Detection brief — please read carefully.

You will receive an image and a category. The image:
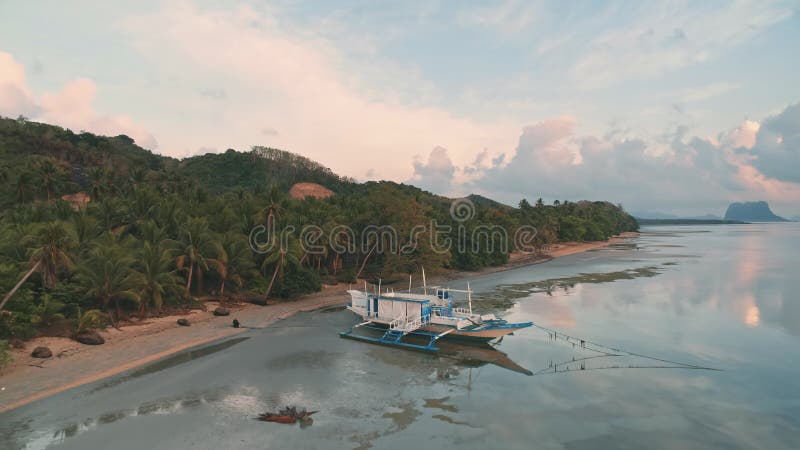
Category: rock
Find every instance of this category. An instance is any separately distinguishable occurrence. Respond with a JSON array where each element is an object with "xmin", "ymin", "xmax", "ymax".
[
  {"xmin": 232, "ymin": 319, "xmax": 240, "ymax": 328},
  {"xmin": 213, "ymin": 307, "xmax": 230, "ymax": 316},
  {"xmin": 9, "ymin": 338, "xmax": 25, "ymax": 349},
  {"xmin": 248, "ymin": 298, "xmax": 268, "ymax": 306},
  {"xmin": 31, "ymin": 346, "xmax": 53, "ymax": 358},
  {"xmin": 75, "ymin": 331, "xmax": 105, "ymax": 345},
  {"xmin": 176, "ymin": 318, "xmax": 190, "ymax": 326}
]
